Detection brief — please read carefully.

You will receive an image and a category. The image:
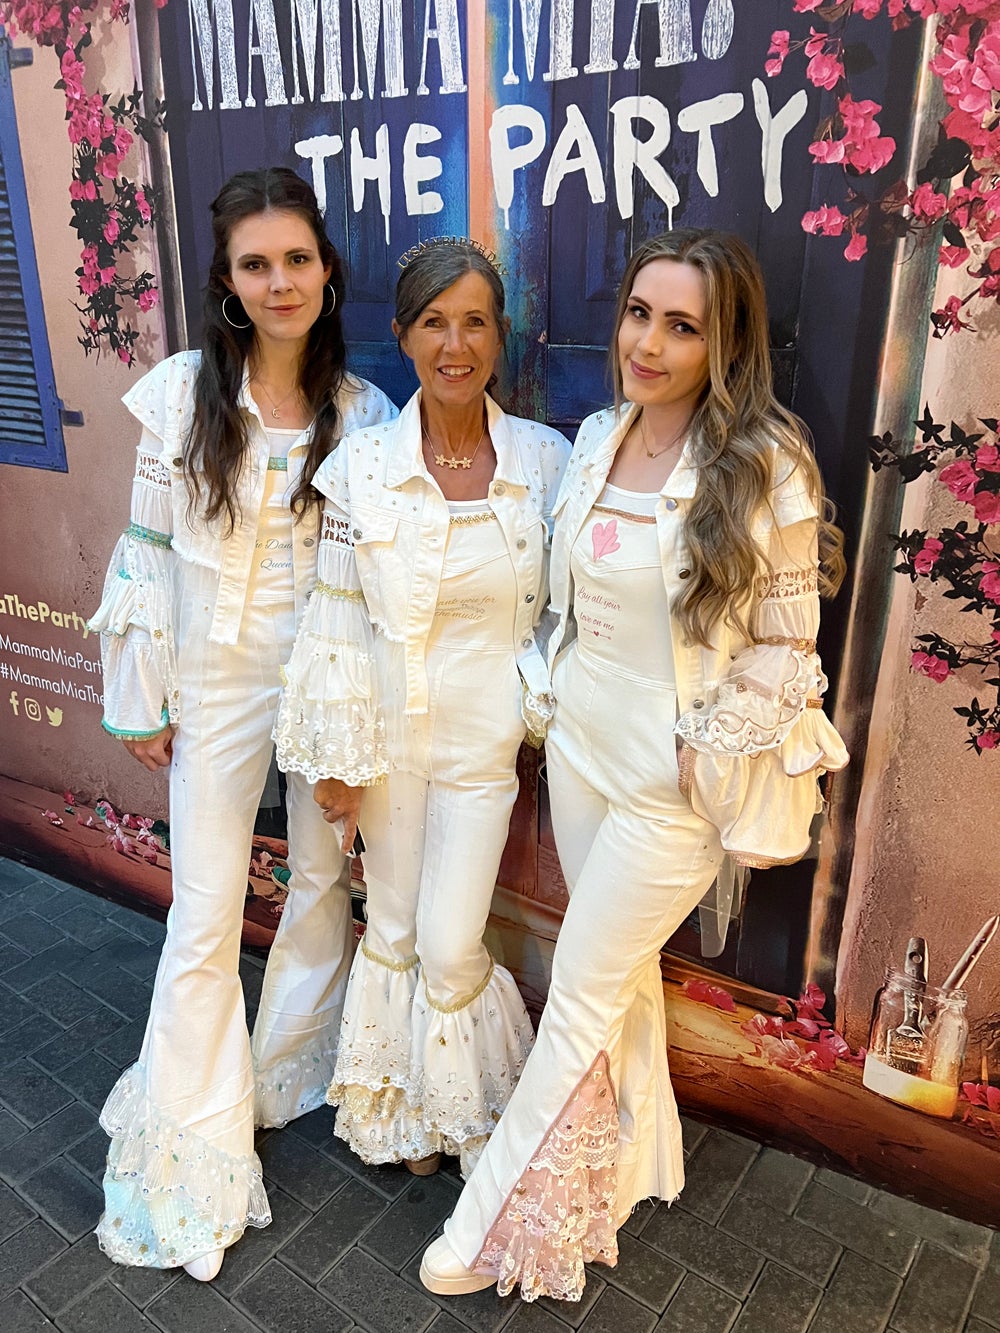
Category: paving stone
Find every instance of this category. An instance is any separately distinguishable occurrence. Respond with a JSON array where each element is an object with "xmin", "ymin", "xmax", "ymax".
[
  {"xmin": 23, "ymin": 1235, "xmax": 109, "ymax": 1315},
  {"xmin": 679, "ymin": 1115, "xmax": 708, "ymax": 1159},
  {"xmin": 3, "ymin": 943, "xmax": 85, "ymax": 996},
  {"xmin": 739, "ymin": 1149, "xmax": 814, "ymax": 1215},
  {"xmin": 18, "ymin": 1157, "xmax": 105, "ymax": 1242},
  {"xmin": 718, "ymin": 1191, "xmax": 841, "ymax": 1286},
  {"xmin": 655, "ymin": 1273, "xmax": 740, "ymax": 1333},
  {"xmin": 31, "ymin": 1008, "xmax": 126, "ymax": 1075},
  {"xmin": 891, "ymin": 1242, "xmax": 979, "ymax": 1333},
  {"xmin": 70, "ymin": 965, "xmax": 152, "ymax": 1023},
  {"xmin": 0, "ymin": 861, "xmax": 41, "ymax": 893},
  {"xmin": 60, "ymin": 1282, "xmax": 161, "ymax": 1331},
  {"xmin": 234, "ymin": 1257, "xmax": 353, "ymax": 1333},
  {"xmin": 537, "ymin": 1274, "xmax": 608, "ymax": 1329},
  {"xmin": 730, "ymin": 1262, "xmax": 821, "ymax": 1333},
  {"xmin": 52, "ymin": 1052, "xmax": 120, "ymax": 1113},
  {"xmin": 601, "ymin": 1233, "xmax": 684, "ymax": 1312},
  {"xmin": 213, "ymin": 1184, "xmax": 310, "ymax": 1297},
  {"xmin": 0, "ymin": 1107, "xmax": 27, "ymax": 1150},
  {"xmin": 0, "ymin": 1289, "xmax": 57, "ymax": 1331},
  {"xmin": 0, "ymin": 1218, "xmax": 66, "ymax": 1296},
  {"xmin": 23, "ymin": 977, "xmax": 102, "ymax": 1030},
  {"xmin": 621, "ymin": 1199, "xmax": 658, "ymax": 1239},
  {"xmin": 0, "ymin": 915, "xmax": 67, "ymax": 958},
  {"xmin": 969, "ymin": 1319, "xmax": 998, "ymax": 1333},
  {"xmin": 0, "ymin": 1014, "xmax": 63, "ymax": 1067},
  {"xmin": 318, "ymin": 1125, "xmax": 413, "ymax": 1199},
  {"xmin": 641, "ymin": 1205, "xmax": 764, "ymax": 1300},
  {"xmin": 0, "ymin": 1103, "xmax": 94, "ymax": 1183},
  {"xmin": 432, "ymin": 1312, "xmax": 501, "ymax": 1333},
  {"xmin": 868, "ymin": 1193, "xmax": 993, "ymax": 1266},
  {"xmin": 103, "ymin": 936, "xmax": 162, "ymax": 982},
  {"xmin": 318, "ymin": 1246, "xmax": 437, "ymax": 1331},
  {"xmin": 0, "ymin": 1177, "xmax": 36, "ymax": 1242},
  {"xmin": 0, "ymin": 1061, "xmax": 73, "ymax": 1127},
  {"xmin": 95, "ymin": 1017, "xmax": 145, "ymax": 1070},
  {"xmin": 0, "ymin": 878, "xmax": 71, "ymax": 916},
  {"xmin": 54, "ymin": 905, "xmax": 128, "ymax": 952},
  {"xmin": 0, "ymin": 941, "xmax": 30, "ymax": 979},
  {"xmin": 109, "ymin": 909, "xmax": 165, "ymax": 947},
  {"xmin": 807, "ymin": 1250, "xmax": 903, "ymax": 1333},
  {"xmin": 576, "ymin": 1283, "xmax": 658, "ymax": 1332},
  {"xmin": 815, "ymin": 1168, "xmax": 873, "ymax": 1206},
  {"xmin": 362, "ymin": 1175, "xmax": 458, "ymax": 1271},
  {"xmin": 279, "ymin": 1177, "xmax": 385, "ymax": 1283},
  {"xmin": 794, "ymin": 1182, "xmax": 920, "ymax": 1274},
  {"xmin": 61, "ymin": 1130, "xmax": 107, "ymax": 1188},
  {"xmin": 678, "ymin": 1131, "xmax": 759, "ymax": 1225},
  {"xmin": 0, "ymin": 986, "xmax": 42, "ymax": 1036},
  {"xmin": 148, "ymin": 1277, "xmax": 261, "ymax": 1333},
  {"xmin": 106, "ymin": 1261, "xmax": 182, "ymax": 1308},
  {"xmin": 256, "ymin": 1129, "xmax": 349, "ymax": 1211},
  {"xmin": 283, "ymin": 1105, "xmax": 333, "ymax": 1148},
  {"xmin": 506, "ymin": 1304, "xmax": 575, "ymax": 1331},
  {"xmin": 969, "ymin": 1253, "xmax": 1000, "ymax": 1327}
]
